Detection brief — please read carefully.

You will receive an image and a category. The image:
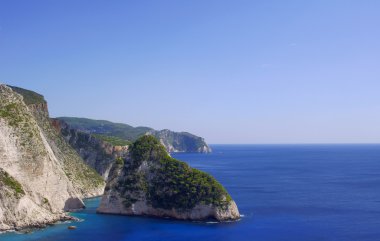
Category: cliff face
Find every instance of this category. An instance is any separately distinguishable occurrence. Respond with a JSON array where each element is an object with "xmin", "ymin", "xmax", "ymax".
[
  {"xmin": 52, "ymin": 119, "xmax": 128, "ymax": 180},
  {"xmin": 149, "ymin": 129, "xmax": 212, "ymax": 153},
  {"xmin": 0, "ymin": 85, "xmax": 104, "ymax": 231},
  {"xmin": 57, "ymin": 117, "xmax": 212, "ymax": 153},
  {"xmin": 10, "ymin": 86, "xmax": 105, "ymax": 198},
  {"xmin": 97, "ymin": 136, "xmax": 239, "ymax": 221}
]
